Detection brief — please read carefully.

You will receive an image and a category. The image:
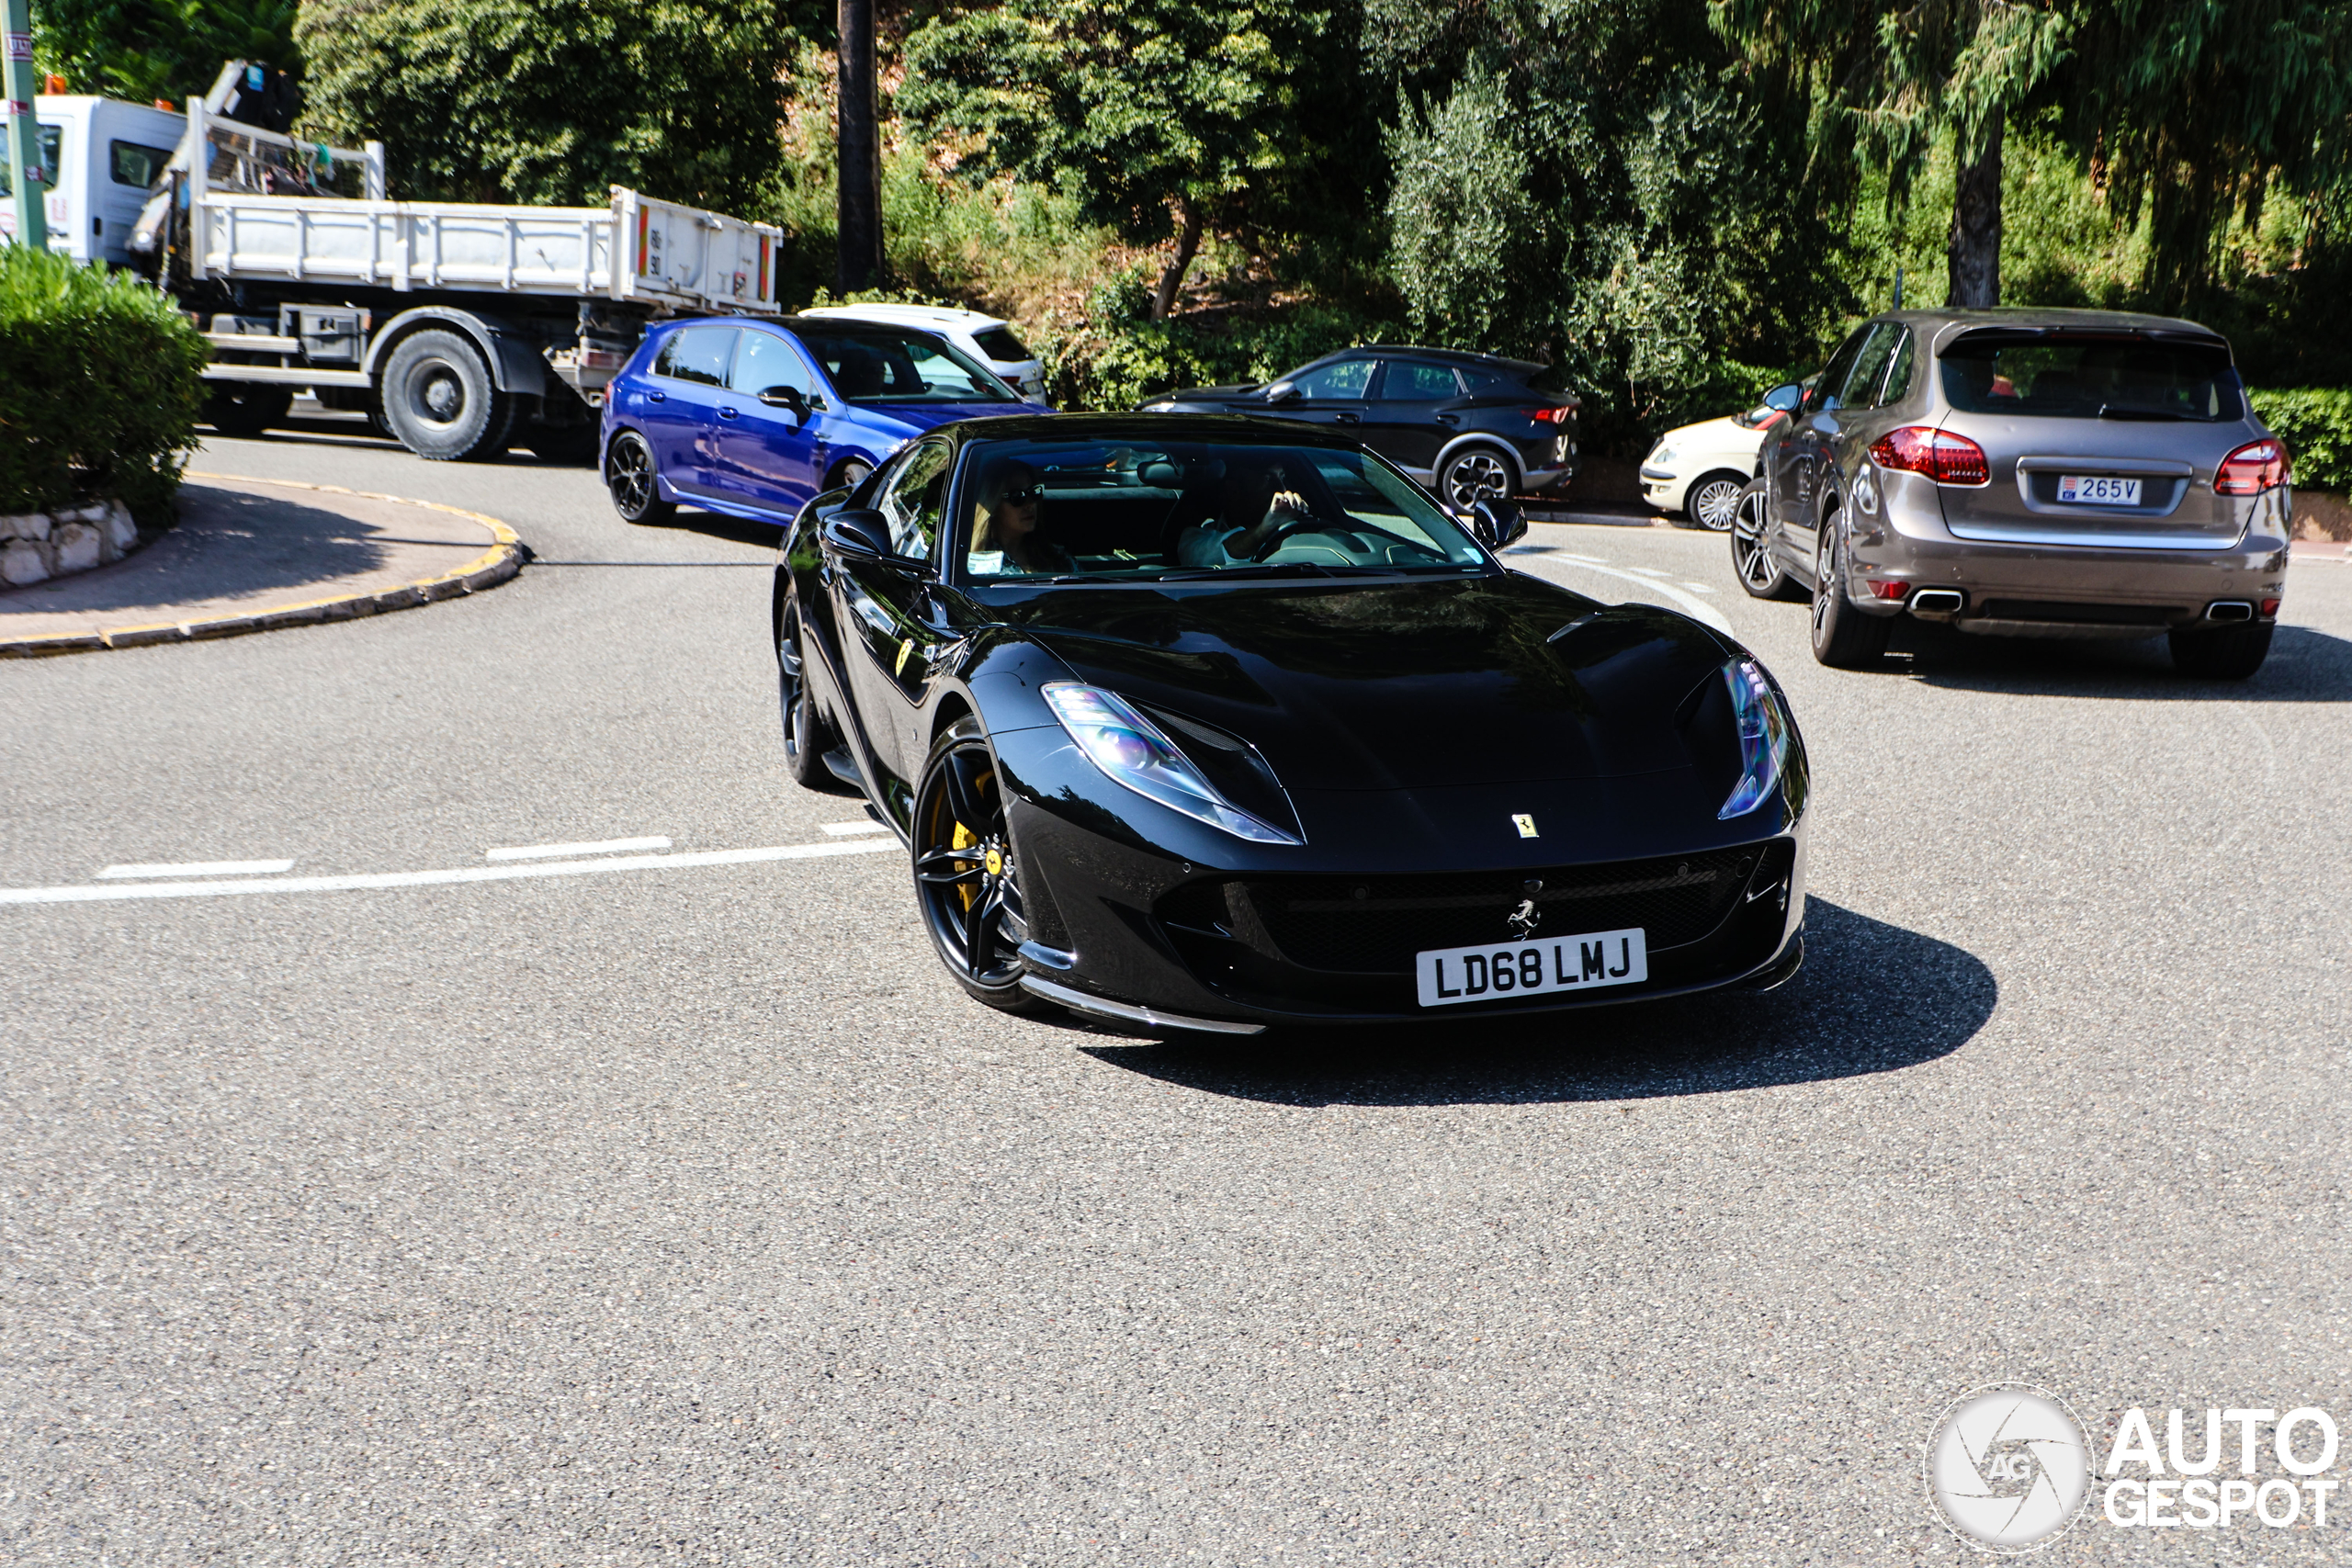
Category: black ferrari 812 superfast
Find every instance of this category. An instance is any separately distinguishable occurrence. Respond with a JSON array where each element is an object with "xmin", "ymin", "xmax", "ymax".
[{"xmin": 773, "ymin": 415, "xmax": 1807, "ymax": 1034}]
